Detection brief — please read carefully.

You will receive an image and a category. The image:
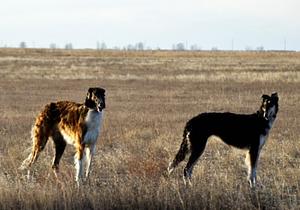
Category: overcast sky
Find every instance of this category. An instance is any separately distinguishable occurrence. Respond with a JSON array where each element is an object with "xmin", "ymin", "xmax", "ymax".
[{"xmin": 1, "ymin": 0, "xmax": 299, "ymax": 50}]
